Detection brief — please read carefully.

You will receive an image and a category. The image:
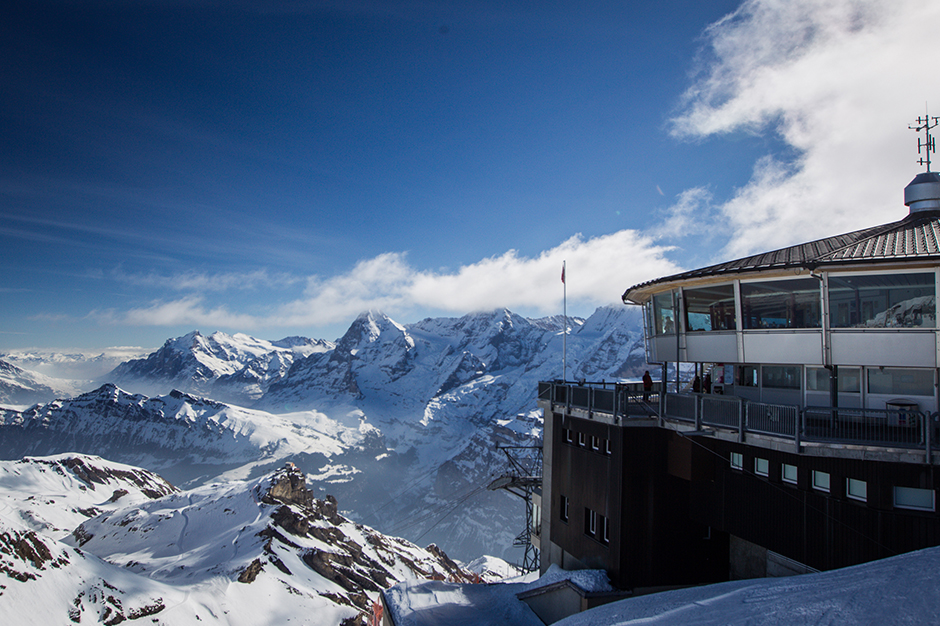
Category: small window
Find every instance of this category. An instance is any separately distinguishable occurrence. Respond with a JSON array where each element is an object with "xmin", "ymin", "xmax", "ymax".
[
  {"xmin": 591, "ymin": 435, "xmax": 599, "ymax": 451},
  {"xmin": 894, "ymin": 486, "xmax": 936, "ymax": 511},
  {"xmin": 755, "ymin": 458, "xmax": 769, "ymax": 477},
  {"xmin": 560, "ymin": 495, "xmax": 569, "ymax": 522},
  {"xmin": 601, "ymin": 515, "xmax": 610, "ymax": 544},
  {"xmin": 604, "ymin": 438, "xmax": 611, "ymax": 455},
  {"xmin": 812, "ymin": 470, "xmax": 830, "ymax": 492},
  {"xmin": 564, "ymin": 428, "xmax": 573, "ymax": 444},
  {"xmin": 847, "ymin": 478, "xmax": 868, "ymax": 502},
  {"xmin": 730, "ymin": 452, "xmax": 743, "ymax": 470},
  {"xmin": 782, "ymin": 464, "xmax": 798, "ymax": 485},
  {"xmin": 584, "ymin": 508, "xmax": 597, "ymax": 536},
  {"xmin": 578, "ymin": 432, "xmax": 586, "ymax": 447}
]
